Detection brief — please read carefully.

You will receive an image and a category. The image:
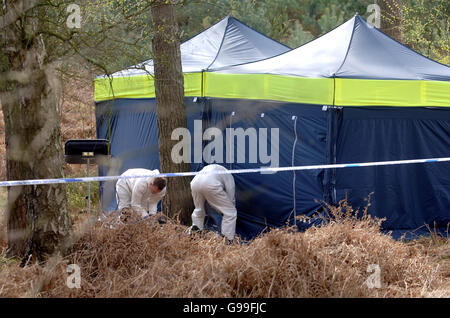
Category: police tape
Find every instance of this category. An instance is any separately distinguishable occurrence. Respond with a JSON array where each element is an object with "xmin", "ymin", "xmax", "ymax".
[{"xmin": 0, "ymin": 157, "xmax": 449, "ymax": 187}]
